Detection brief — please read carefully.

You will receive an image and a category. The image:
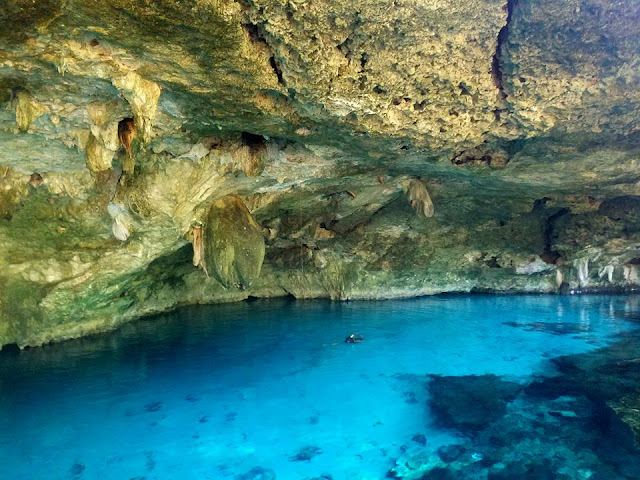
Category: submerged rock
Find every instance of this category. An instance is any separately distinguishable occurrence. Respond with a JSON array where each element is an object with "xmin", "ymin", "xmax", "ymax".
[
  {"xmin": 235, "ymin": 466, "xmax": 276, "ymax": 480},
  {"xmin": 409, "ymin": 334, "xmax": 640, "ymax": 480},
  {"xmin": 411, "ymin": 433, "xmax": 427, "ymax": 446},
  {"xmin": 143, "ymin": 401, "xmax": 162, "ymax": 412},
  {"xmin": 428, "ymin": 375, "xmax": 522, "ymax": 434},
  {"xmin": 437, "ymin": 444, "xmax": 466, "ymax": 463},
  {"xmin": 289, "ymin": 445, "xmax": 322, "ymax": 462},
  {"xmin": 503, "ymin": 321, "xmax": 591, "ymax": 335},
  {"xmin": 611, "ymin": 394, "xmax": 640, "ymax": 446},
  {"xmin": 487, "ymin": 460, "xmax": 556, "ymax": 480},
  {"xmin": 420, "ymin": 467, "xmax": 462, "ymax": 480},
  {"xmin": 70, "ymin": 462, "xmax": 85, "ymax": 476},
  {"xmin": 388, "ymin": 450, "xmax": 446, "ymax": 479}
]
